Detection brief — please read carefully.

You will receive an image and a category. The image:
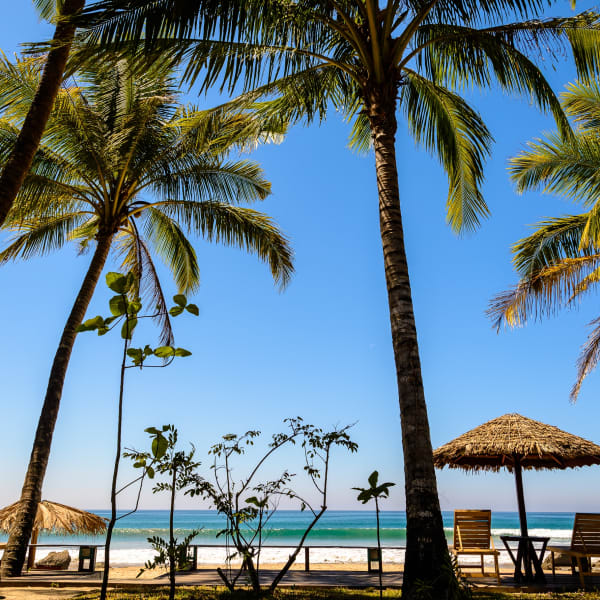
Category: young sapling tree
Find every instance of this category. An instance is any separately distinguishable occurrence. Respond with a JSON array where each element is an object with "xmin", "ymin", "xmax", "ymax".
[
  {"xmin": 353, "ymin": 471, "xmax": 395, "ymax": 599},
  {"xmin": 133, "ymin": 425, "xmax": 202, "ymax": 600},
  {"xmin": 76, "ymin": 271, "xmax": 197, "ymax": 600},
  {"xmin": 192, "ymin": 417, "xmax": 357, "ymax": 595}
]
